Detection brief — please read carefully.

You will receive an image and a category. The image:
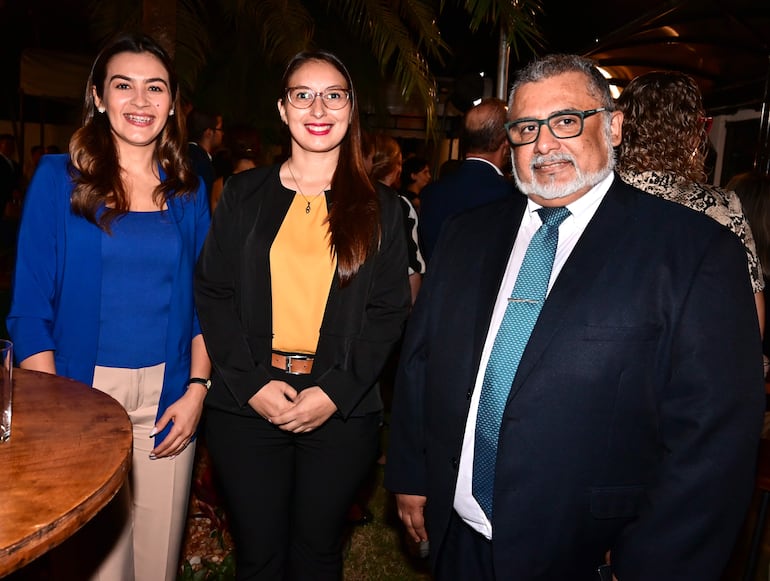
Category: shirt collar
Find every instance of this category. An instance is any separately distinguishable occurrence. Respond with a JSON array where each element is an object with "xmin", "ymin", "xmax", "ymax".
[
  {"xmin": 465, "ymin": 156, "xmax": 504, "ymax": 176},
  {"xmin": 525, "ymin": 171, "xmax": 614, "ymax": 221}
]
